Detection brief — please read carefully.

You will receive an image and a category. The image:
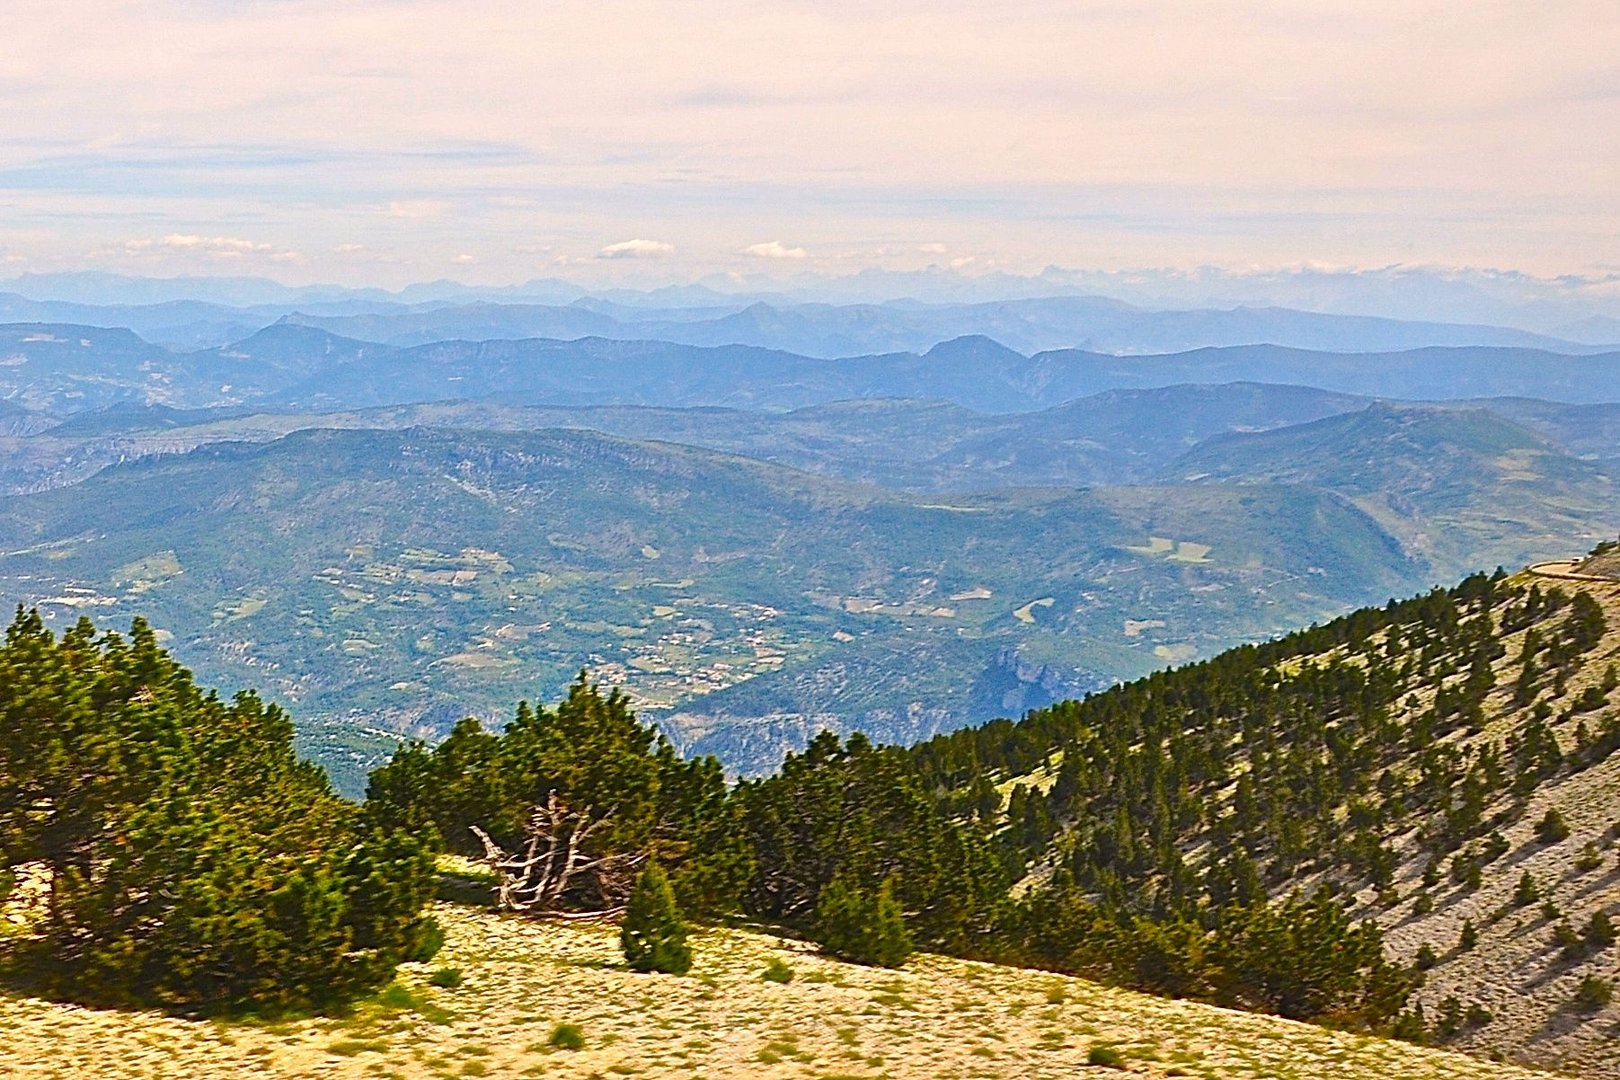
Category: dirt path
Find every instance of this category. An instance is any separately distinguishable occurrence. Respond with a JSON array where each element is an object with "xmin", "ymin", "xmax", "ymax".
[{"xmin": 1527, "ymin": 559, "xmax": 1619, "ymax": 583}]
